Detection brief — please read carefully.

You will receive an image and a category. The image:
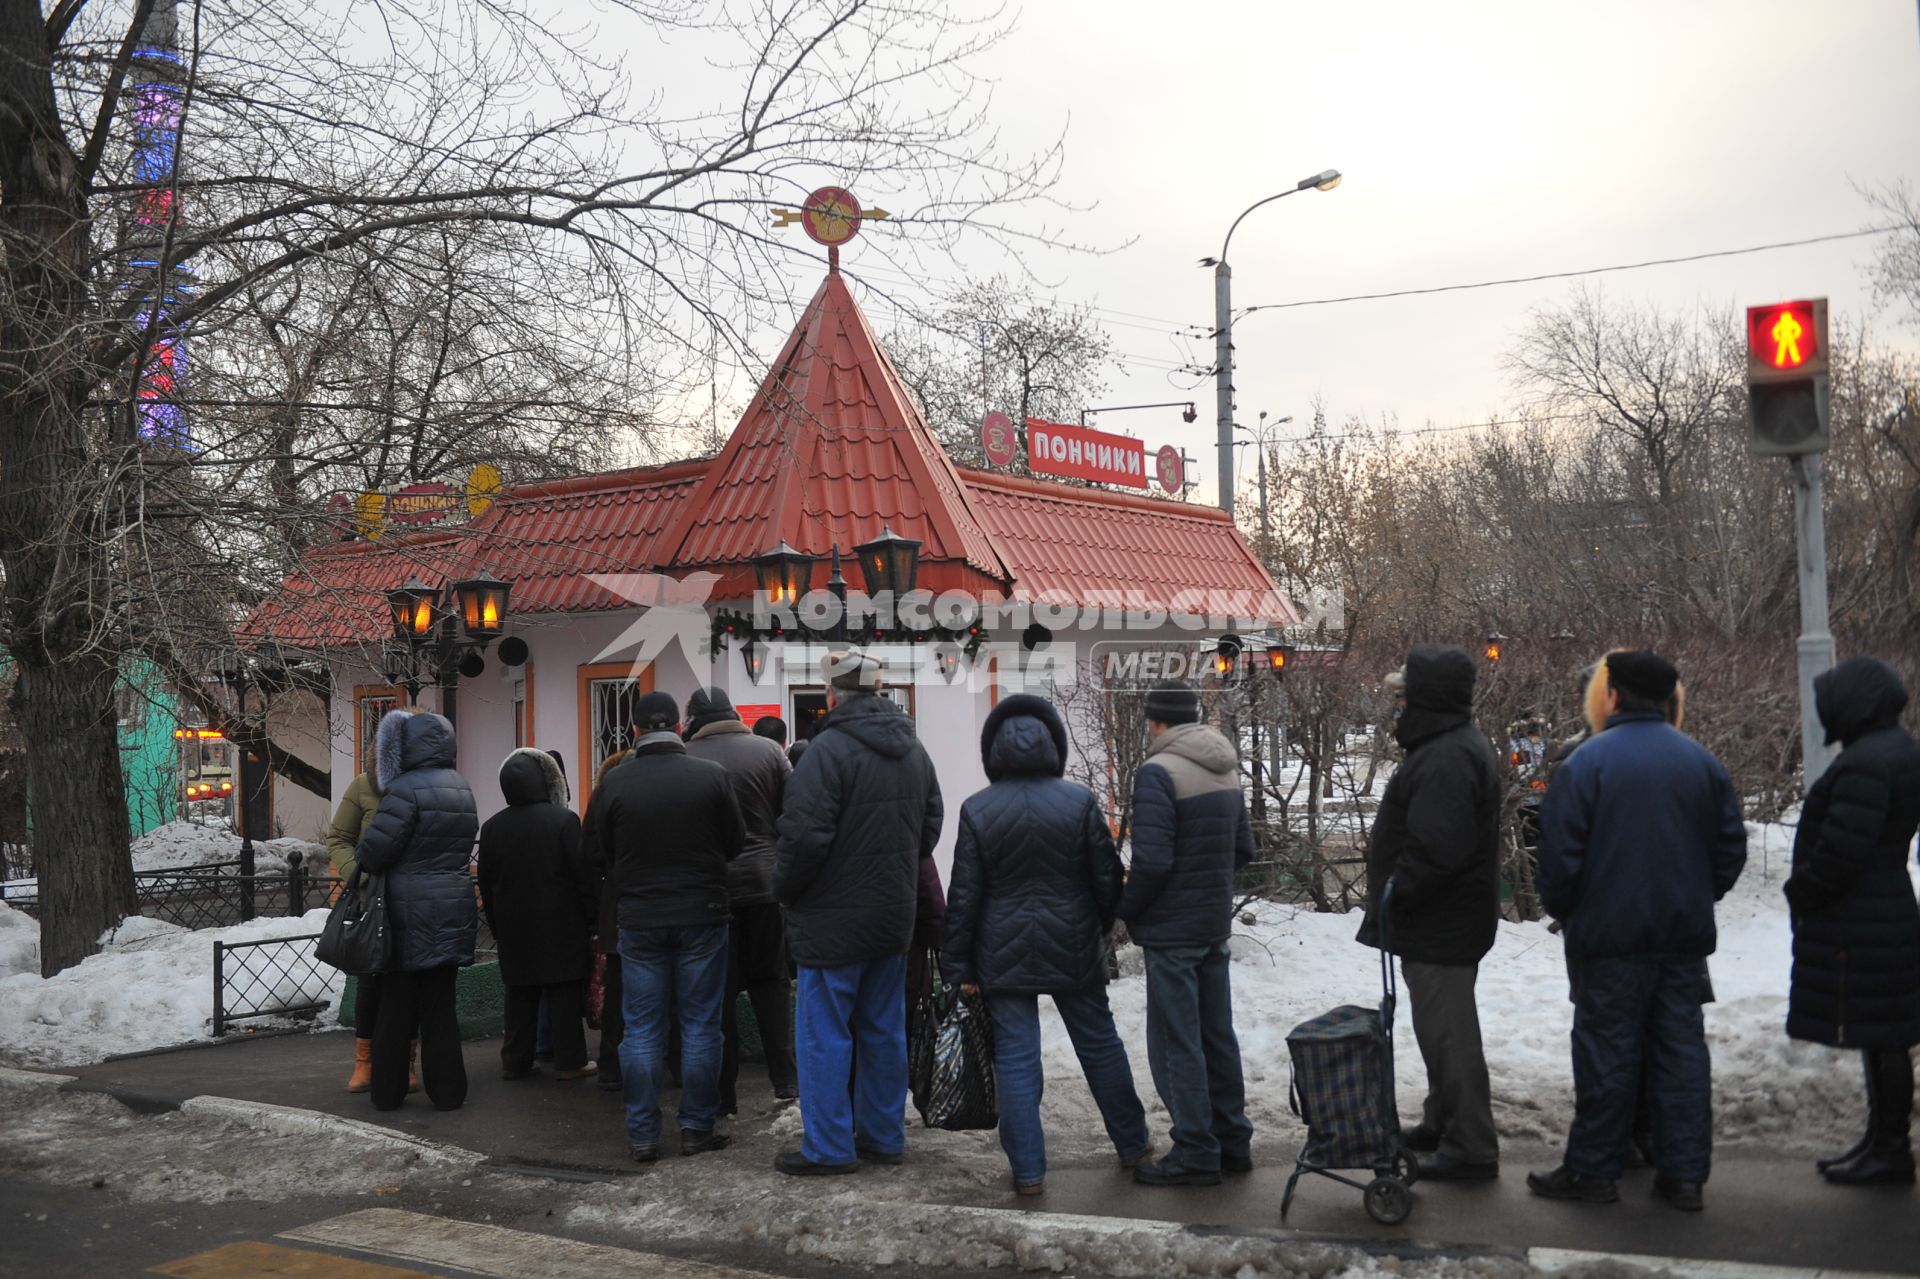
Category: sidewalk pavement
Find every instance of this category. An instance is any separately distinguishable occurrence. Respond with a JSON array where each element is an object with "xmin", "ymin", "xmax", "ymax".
[{"xmin": 63, "ymin": 1028, "xmax": 1920, "ymax": 1276}]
